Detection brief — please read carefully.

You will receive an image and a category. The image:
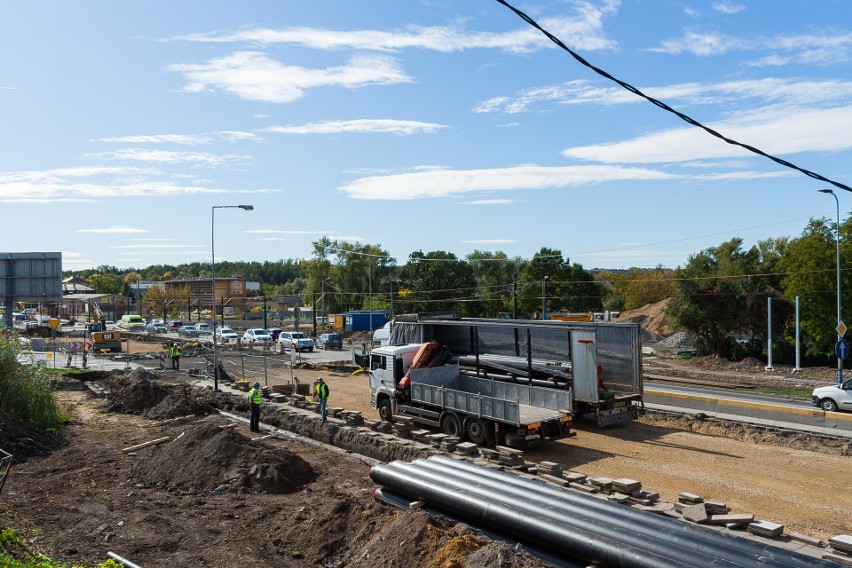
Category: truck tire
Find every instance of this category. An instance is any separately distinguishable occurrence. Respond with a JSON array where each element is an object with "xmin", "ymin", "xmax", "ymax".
[
  {"xmin": 378, "ymin": 399, "xmax": 394, "ymax": 423},
  {"xmin": 440, "ymin": 413, "xmax": 462, "ymax": 438},
  {"xmin": 465, "ymin": 417, "xmax": 488, "ymax": 445}
]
